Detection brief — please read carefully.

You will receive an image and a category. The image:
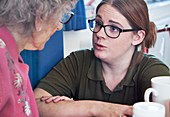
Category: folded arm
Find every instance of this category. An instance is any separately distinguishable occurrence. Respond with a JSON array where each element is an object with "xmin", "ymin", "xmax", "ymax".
[{"xmin": 34, "ymin": 88, "xmax": 132, "ymax": 117}]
